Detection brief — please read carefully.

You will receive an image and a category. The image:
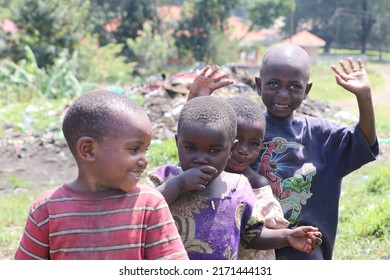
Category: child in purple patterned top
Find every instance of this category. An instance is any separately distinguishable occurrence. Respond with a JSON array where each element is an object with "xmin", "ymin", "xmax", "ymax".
[{"xmin": 148, "ymin": 96, "xmax": 322, "ymax": 260}]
